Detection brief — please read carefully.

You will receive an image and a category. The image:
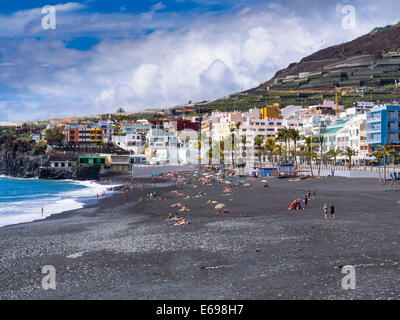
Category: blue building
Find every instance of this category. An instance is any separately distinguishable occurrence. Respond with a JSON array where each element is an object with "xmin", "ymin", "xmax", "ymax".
[{"xmin": 366, "ymin": 105, "xmax": 400, "ymax": 149}]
